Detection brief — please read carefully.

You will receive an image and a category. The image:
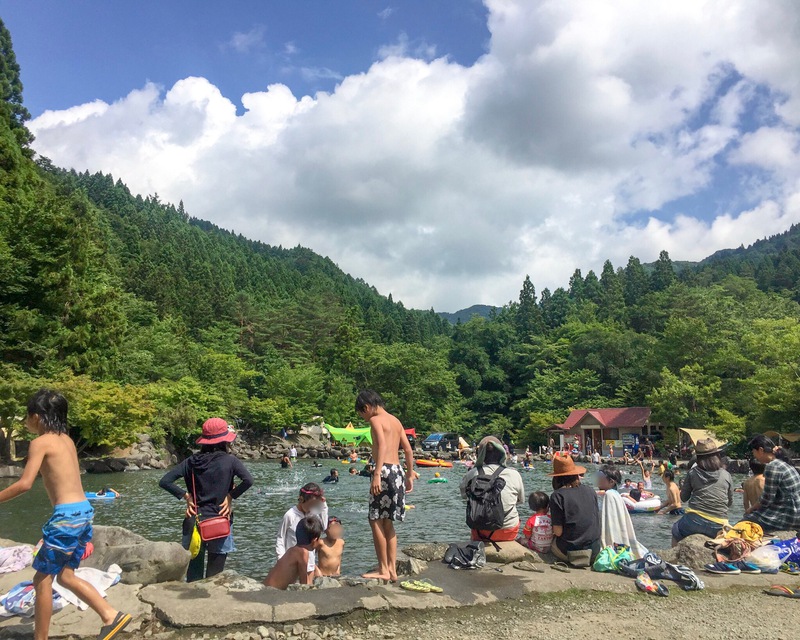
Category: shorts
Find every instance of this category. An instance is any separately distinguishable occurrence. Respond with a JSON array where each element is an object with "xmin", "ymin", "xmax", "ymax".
[
  {"xmin": 32, "ymin": 501, "xmax": 94, "ymax": 575},
  {"xmin": 671, "ymin": 512, "xmax": 723, "ymax": 542},
  {"xmin": 472, "ymin": 524, "xmax": 519, "ymax": 542},
  {"xmin": 368, "ymin": 464, "xmax": 405, "ymax": 521}
]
